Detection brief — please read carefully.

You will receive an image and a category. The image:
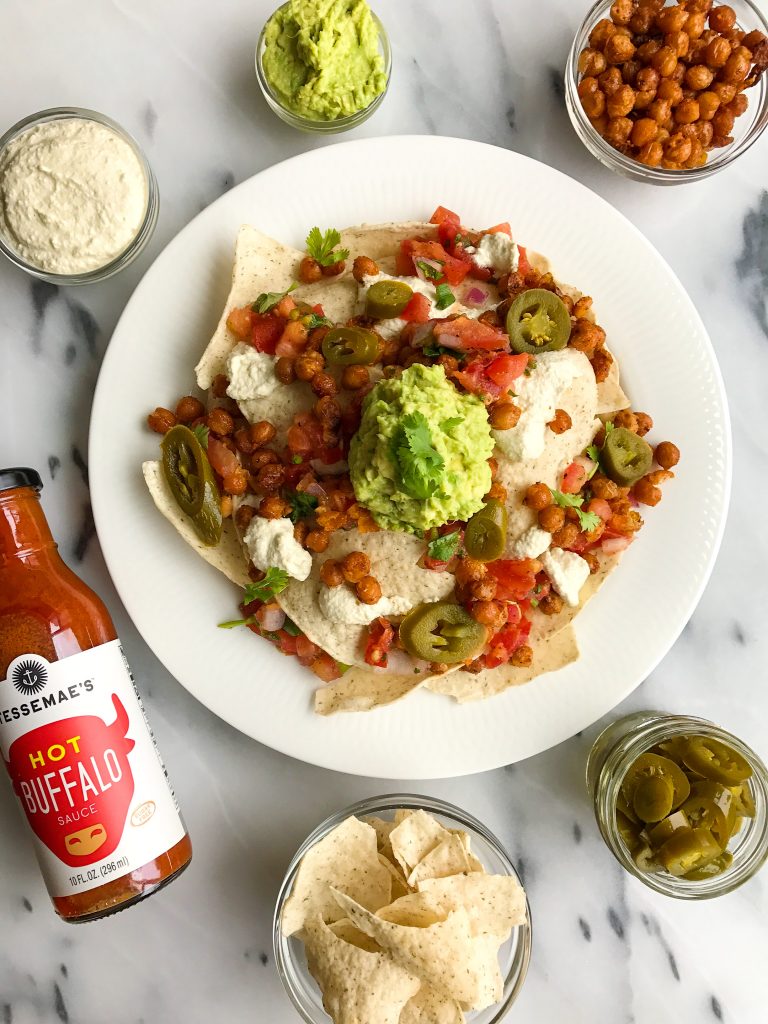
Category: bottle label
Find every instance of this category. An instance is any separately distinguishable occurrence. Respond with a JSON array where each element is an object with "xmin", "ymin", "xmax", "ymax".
[{"xmin": 0, "ymin": 640, "xmax": 185, "ymax": 898}]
